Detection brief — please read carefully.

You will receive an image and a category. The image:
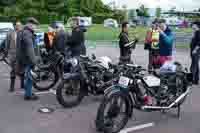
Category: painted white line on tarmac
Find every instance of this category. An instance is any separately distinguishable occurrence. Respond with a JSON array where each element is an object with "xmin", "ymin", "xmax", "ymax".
[
  {"xmin": 15, "ymin": 90, "xmax": 52, "ymax": 95},
  {"xmin": 34, "ymin": 91, "xmax": 53, "ymax": 95},
  {"xmin": 49, "ymin": 89, "xmax": 56, "ymax": 95},
  {"xmin": 119, "ymin": 122, "xmax": 155, "ymax": 133}
]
